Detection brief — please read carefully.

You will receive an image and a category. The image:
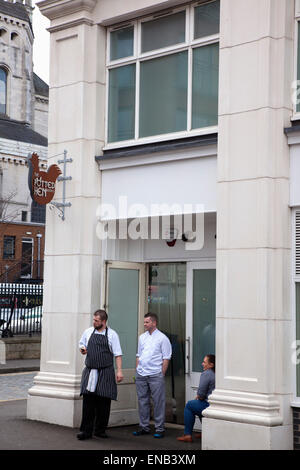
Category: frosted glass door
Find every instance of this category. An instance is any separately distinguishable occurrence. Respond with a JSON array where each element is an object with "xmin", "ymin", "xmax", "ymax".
[
  {"xmin": 186, "ymin": 261, "xmax": 216, "ymax": 429},
  {"xmin": 107, "ymin": 267, "xmax": 139, "ymax": 369},
  {"xmin": 104, "ymin": 261, "xmax": 146, "ymax": 426}
]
